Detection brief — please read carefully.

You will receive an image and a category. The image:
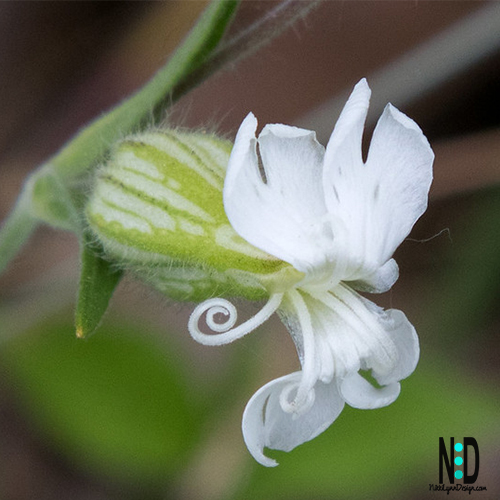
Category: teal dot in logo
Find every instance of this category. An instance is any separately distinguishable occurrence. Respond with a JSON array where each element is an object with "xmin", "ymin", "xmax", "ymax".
[
  {"xmin": 455, "ymin": 470, "xmax": 463, "ymax": 479},
  {"xmin": 455, "ymin": 442, "xmax": 463, "ymax": 452},
  {"xmin": 455, "ymin": 457, "xmax": 463, "ymax": 466}
]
